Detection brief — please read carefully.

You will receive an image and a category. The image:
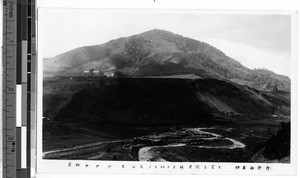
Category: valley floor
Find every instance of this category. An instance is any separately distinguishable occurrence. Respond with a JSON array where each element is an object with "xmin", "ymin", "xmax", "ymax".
[{"xmin": 43, "ymin": 116, "xmax": 285, "ymax": 162}]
